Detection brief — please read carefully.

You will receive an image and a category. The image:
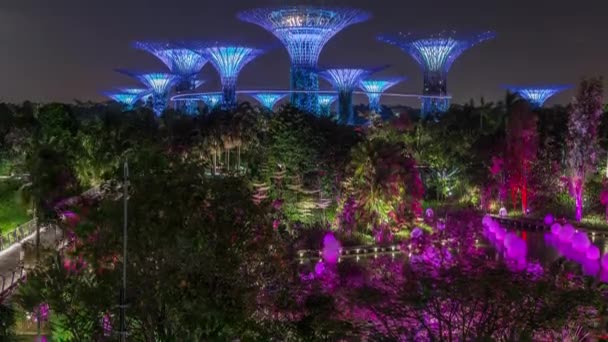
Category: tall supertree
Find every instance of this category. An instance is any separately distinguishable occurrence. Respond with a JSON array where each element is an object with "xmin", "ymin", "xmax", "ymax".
[
  {"xmin": 506, "ymin": 85, "xmax": 571, "ymax": 108},
  {"xmin": 251, "ymin": 93, "xmax": 288, "ymax": 111},
  {"xmin": 203, "ymin": 45, "xmax": 263, "ymax": 110},
  {"xmin": 116, "ymin": 70, "xmax": 180, "ymax": 115},
  {"xmin": 359, "ymin": 77, "xmax": 406, "ymax": 113},
  {"xmin": 379, "ymin": 31, "xmax": 495, "ymax": 116},
  {"xmin": 318, "ymin": 94, "xmax": 338, "ymax": 117},
  {"xmin": 320, "ymin": 68, "xmax": 379, "ymax": 125},
  {"xmin": 104, "ymin": 89, "xmax": 148, "ymax": 110},
  {"xmin": 238, "ymin": 6, "xmax": 371, "ymax": 114},
  {"xmin": 134, "ymin": 41, "xmax": 209, "ymax": 114}
]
